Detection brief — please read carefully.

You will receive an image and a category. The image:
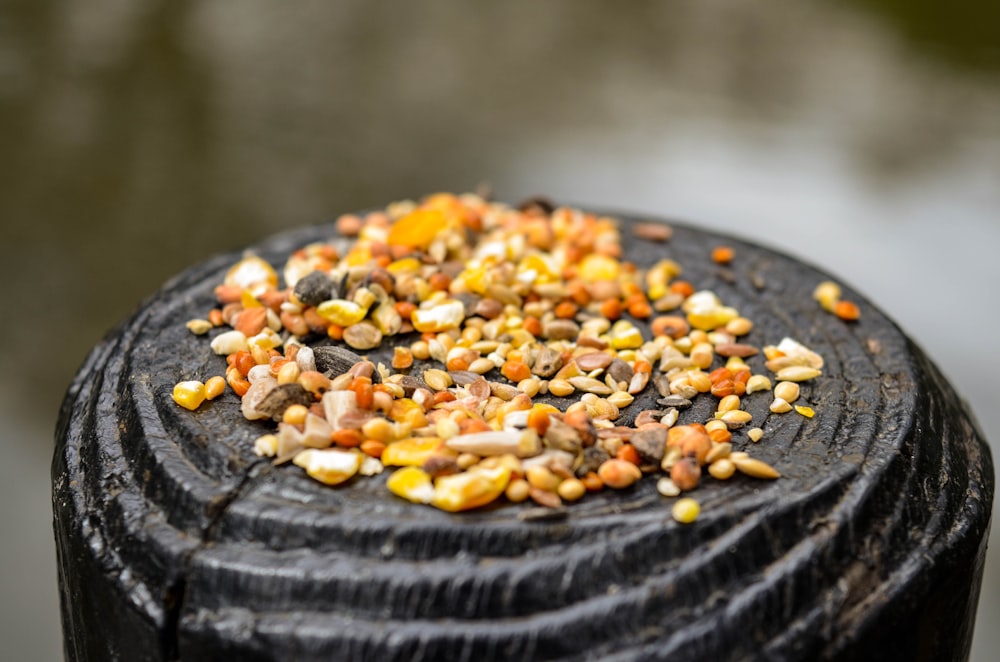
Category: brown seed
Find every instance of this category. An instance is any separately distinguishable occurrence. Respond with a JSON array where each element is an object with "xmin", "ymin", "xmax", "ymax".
[
  {"xmin": 543, "ymin": 319, "xmax": 580, "ymax": 340},
  {"xmin": 473, "ymin": 298, "xmax": 504, "ymax": 320},
  {"xmin": 532, "ymin": 346, "xmax": 564, "ymax": 377},
  {"xmin": 670, "ymin": 457, "xmax": 701, "ymax": 491},
  {"xmin": 714, "ymin": 343, "xmax": 759, "ymax": 358},
  {"xmin": 575, "ymin": 351, "xmax": 614, "ymax": 371},
  {"xmin": 529, "ymin": 486, "xmax": 562, "ymax": 508},
  {"xmin": 632, "ymin": 222, "xmax": 673, "ymax": 242}
]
